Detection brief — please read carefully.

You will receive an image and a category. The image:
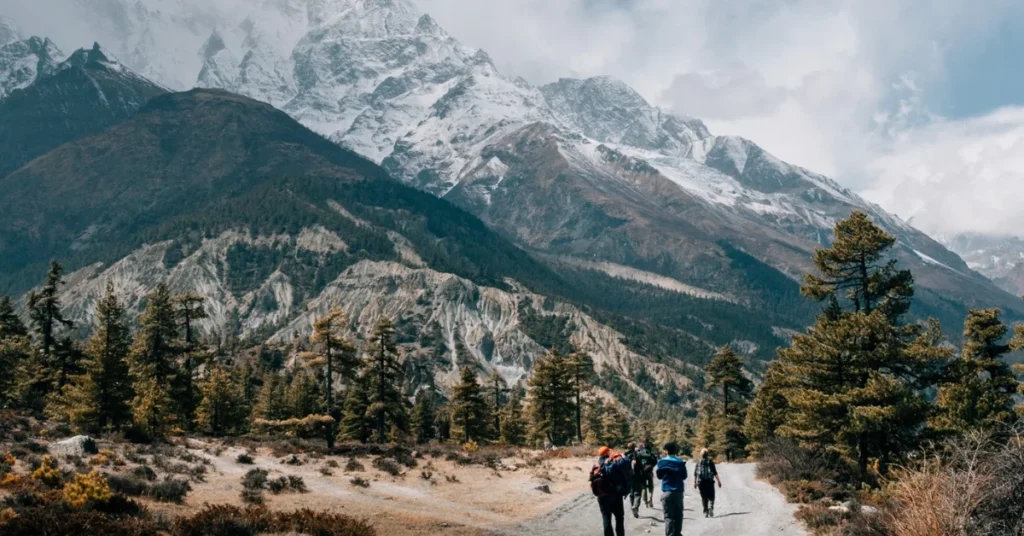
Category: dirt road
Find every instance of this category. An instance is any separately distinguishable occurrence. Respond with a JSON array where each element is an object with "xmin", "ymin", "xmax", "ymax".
[{"xmin": 497, "ymin": 463, "xmax": 806, "ymax": 536}]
